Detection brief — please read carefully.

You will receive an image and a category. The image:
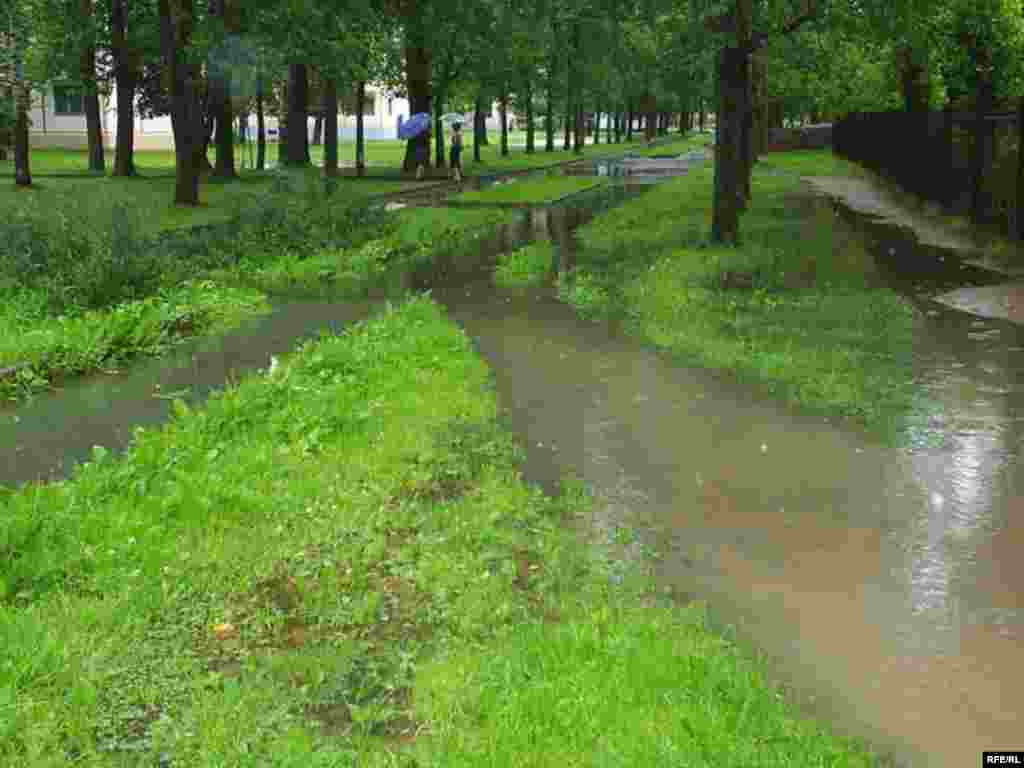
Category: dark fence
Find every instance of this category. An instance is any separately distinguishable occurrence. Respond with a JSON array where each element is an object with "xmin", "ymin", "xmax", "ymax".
[{"xmin": 833, "ymin": 109, "xmax": 1021, "ymax": 237}]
